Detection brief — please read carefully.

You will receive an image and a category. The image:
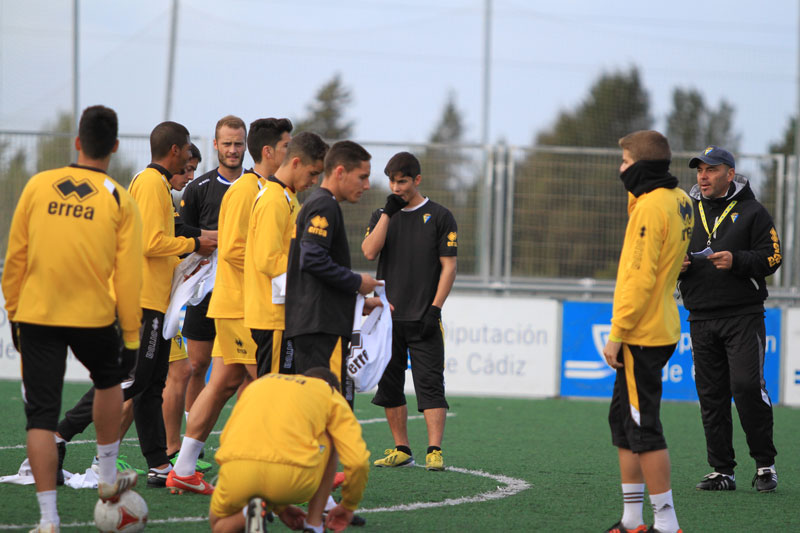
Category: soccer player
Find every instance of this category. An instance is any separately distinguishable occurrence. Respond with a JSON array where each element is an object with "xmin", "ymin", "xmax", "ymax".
[
  {"xmin": 208, "ymin": 368, "xmax": 369, "ymax": 533},
  {"xmin": 2, "ymin": 105, "xmax": 142, "ymax": 532},
  {"xmin": 284, "ymin": 140, "xmax": 380, "ymax": 531},
  {"xmin": 679, "ymin": 146, "xmax": 781, "ymax": 492},
  {"xmin": 362, "ymin": 151, "xmax": 457, "ymax": 472},
  {"xmin": 602, "ymin": 131, "xmax": 692, "ymax": 533},
  {"xmin": 180, "ymin": 116, "xmax": 247, "ymax": 413},
  {"xmin": 244, "ymin": 131, "xmax": 328, "ymax": 377},
  {"xmin": 167, "ymin": 118, "xmax": 294, "ymax": 494}
]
